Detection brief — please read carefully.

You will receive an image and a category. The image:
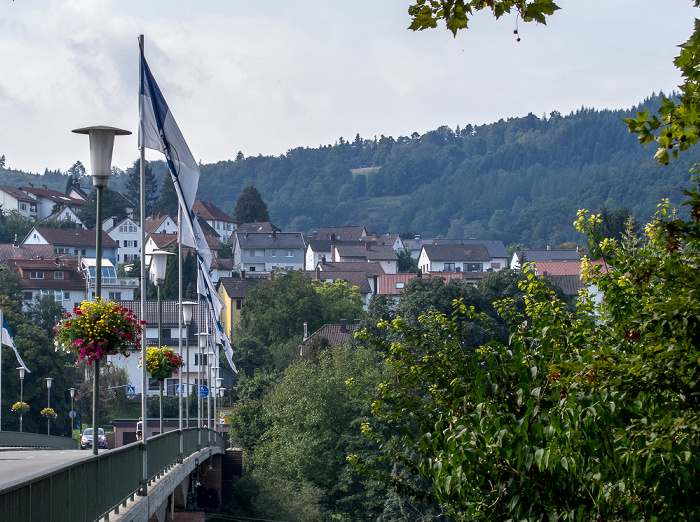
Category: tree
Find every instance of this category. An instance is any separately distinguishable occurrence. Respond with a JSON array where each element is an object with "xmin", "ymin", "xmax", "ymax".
[
  {"xmin": 125, "ymin": 159, "xmax": 159, "ymax": 217},
  {"xmin": 310, "ymin": 279, "xmax": 366, "ymax": 325},
  {"xmin": 77, "ymin": 187, "xmax": 130, "ymax": 229},
  {"xmin": 397, "ymin": 248, "xmax": 418, "ymax": 273},
  {"xmin": 0, "ymin": 155, "xmax": 5, "ymax": 169},
  {"xmin": 28, "ymin": 293, "xmax": 65, "ymax": 336},
  {"xmin": 152, "ymin": 174, "xmax": 179, "ymax": 217},
  {"xmin": 234, "ymin": 186, "xmax": 269, "ymax": 223}
]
